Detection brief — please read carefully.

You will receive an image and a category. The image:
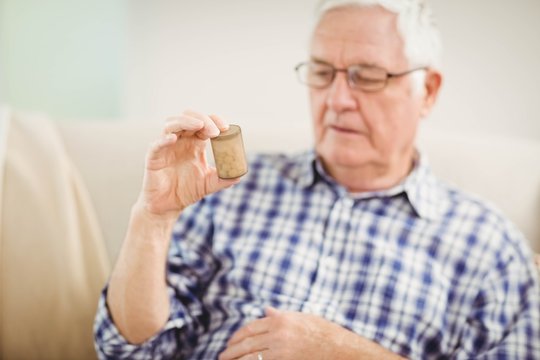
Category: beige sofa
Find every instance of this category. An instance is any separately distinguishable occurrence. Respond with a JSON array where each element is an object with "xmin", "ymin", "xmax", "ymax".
[{"xmin": 1, "ymin": 108, "xmax": 539, "ymax": 359}]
